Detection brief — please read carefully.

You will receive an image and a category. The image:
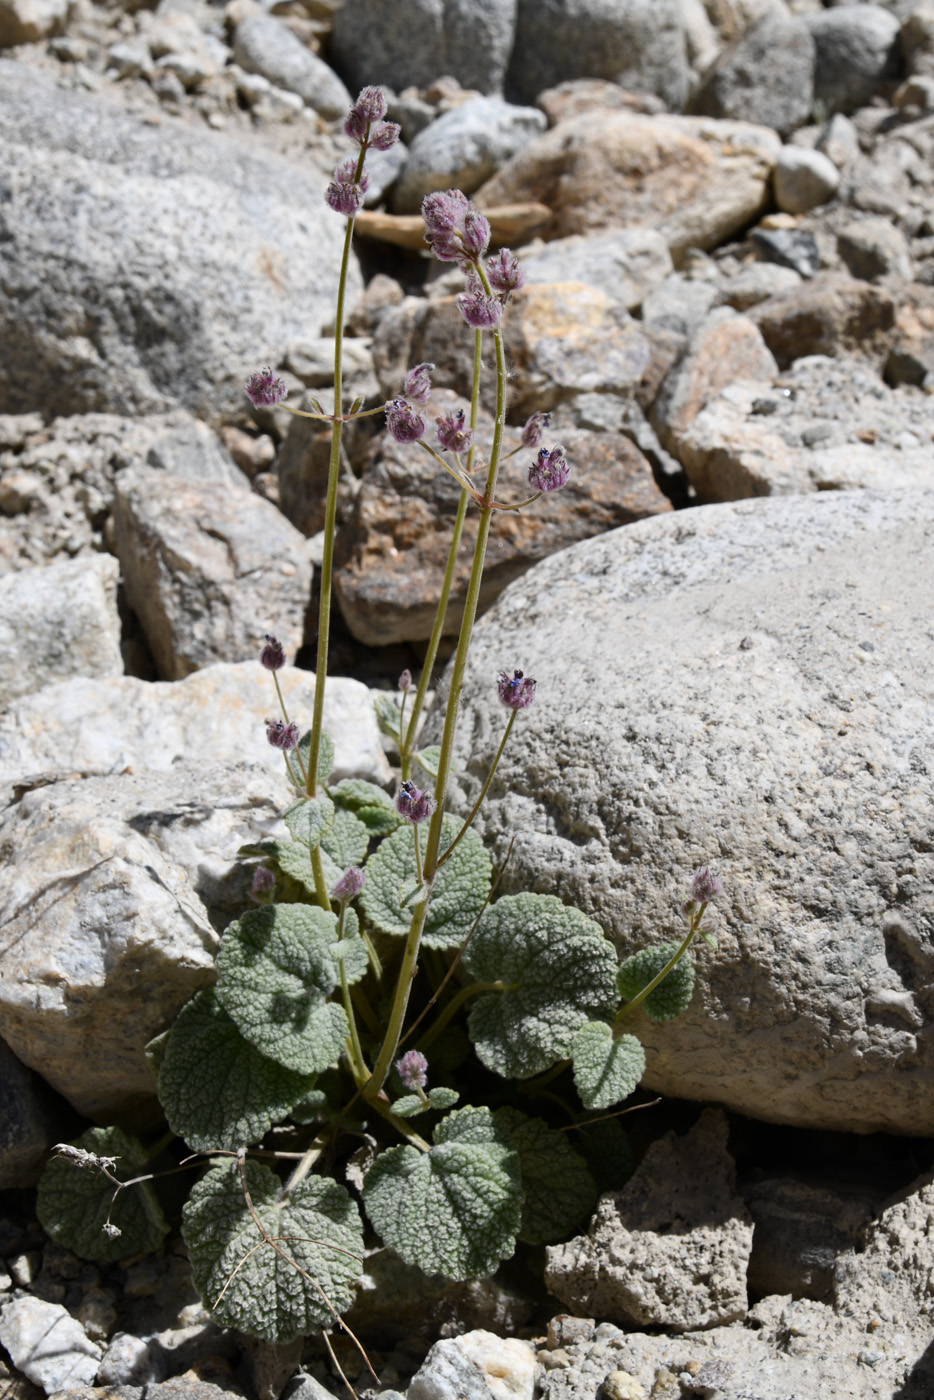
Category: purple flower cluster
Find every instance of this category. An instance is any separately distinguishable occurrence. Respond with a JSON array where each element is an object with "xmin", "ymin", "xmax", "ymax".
[
  {"xmin": 396, "ymin": 779, "xmax": 436, "ymax": 824},
  {"xmin": 520, "ymin": 411, "xmax": 550, "ymax": 450},
  {"xmin": 331, "ymin": 865, "xmax": 366, "ymax": 902},
  {"xmin": 528, "ymin": 445, "xmax": 570, "ymax": 494},
  {"xmin": 436, "ymin": 407, "xmax": 473, "ymax": 455},
  {"xmin": 457, "ymin": 275, "xmax": 503, "ymax": 329},
  {"xmin": 421, "ymin": 190, "xmax": 527, "ymax": 330},
  {"xmin": 498, "ymin": 669, "xmax": 537, "ymax": 711},
  {"xmin": 343, "ymin": 86, "xmax": 400, "ymax": 152},
  {"xmin": 245, "ymin": 367, "xmax": 287, "ymax": 410},
  {"xmin": 384, "ymin": 363, "xmax": 435, "ymax": 444},
  {"xmin": 265, "ymin": 717, "xmax": 299, "ymax": 751},
  {"xmin": 395, "ymin": 1049, "xmax": 428, "ymax": 1092},
  {"xmin": 692, "ymin": 867, "xmax": 723, "ymax": 904},
  {"xmin": 403, "ymin": 362, "xmax": 434, "ymax": 405},
  {"xmin": 250, "ymin": 866, "xmax": 276, "ymax": 903},
  {"xmin": 325, "ymin": 156, "xmax": 369, "ymax": 217}
]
